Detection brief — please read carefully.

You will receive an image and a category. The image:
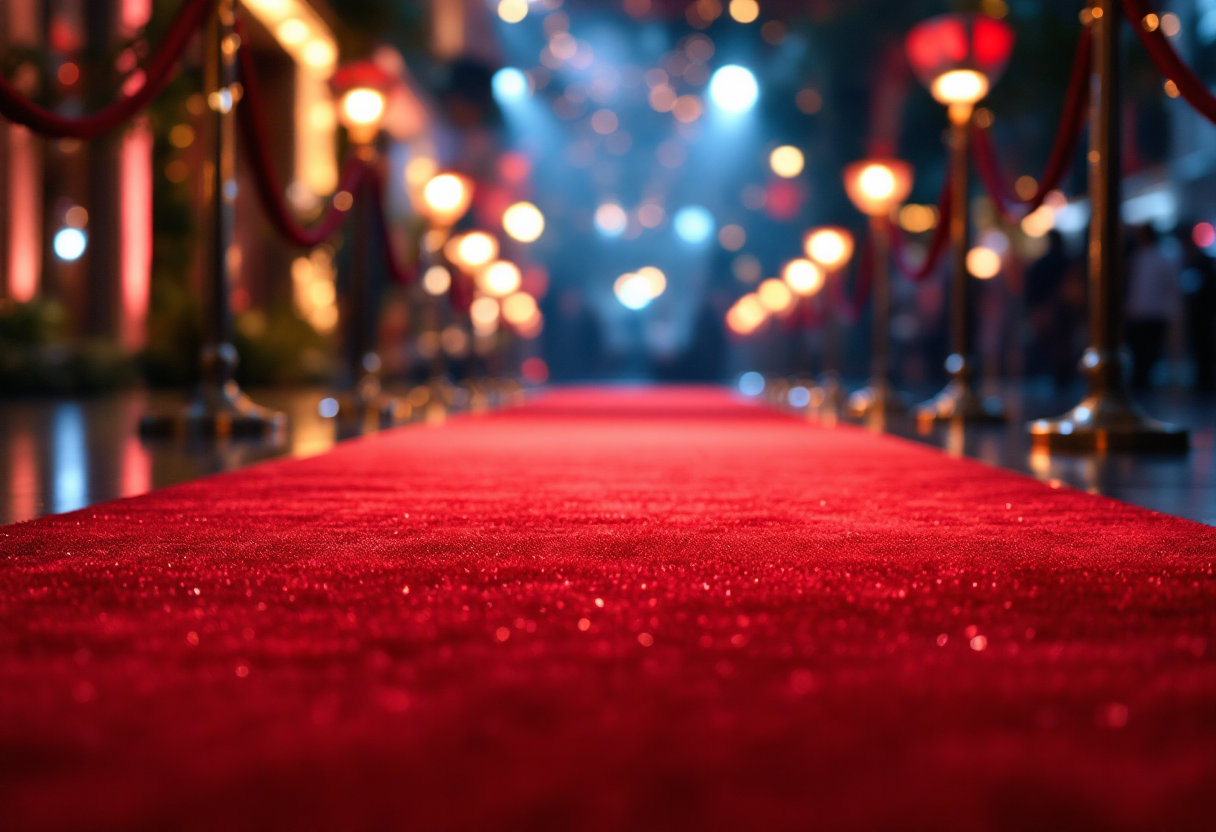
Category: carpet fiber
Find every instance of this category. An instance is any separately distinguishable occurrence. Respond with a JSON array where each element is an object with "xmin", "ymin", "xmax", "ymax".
[{"xmin": 1, "ymin": 387, "xmax": 1214, "ymax": 831}]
